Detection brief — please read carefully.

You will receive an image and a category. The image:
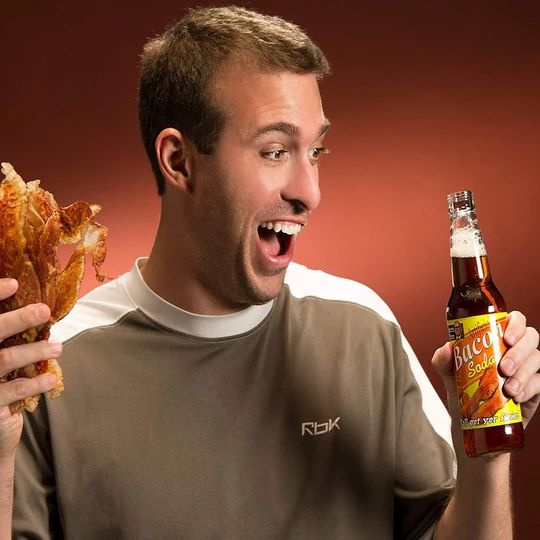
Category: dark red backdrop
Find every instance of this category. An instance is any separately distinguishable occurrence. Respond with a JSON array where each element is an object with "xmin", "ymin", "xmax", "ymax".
[{"xmin": 3, "ymin": 1, "xmax": 539, "ymax": 536}]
